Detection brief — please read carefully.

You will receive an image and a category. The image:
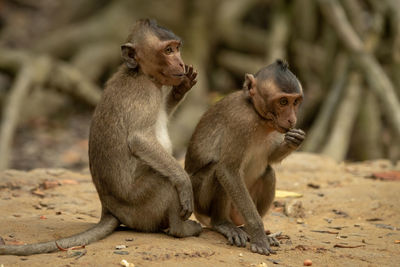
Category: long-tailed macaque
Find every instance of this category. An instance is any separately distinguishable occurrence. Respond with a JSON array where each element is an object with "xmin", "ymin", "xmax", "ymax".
[
  {"xmin": 0, "ymin": 19, "xmax": 201, "ymax": 256},
  {"xmin": 185, "ymin": 59, "xmax": 305, "ymax": 255}
]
